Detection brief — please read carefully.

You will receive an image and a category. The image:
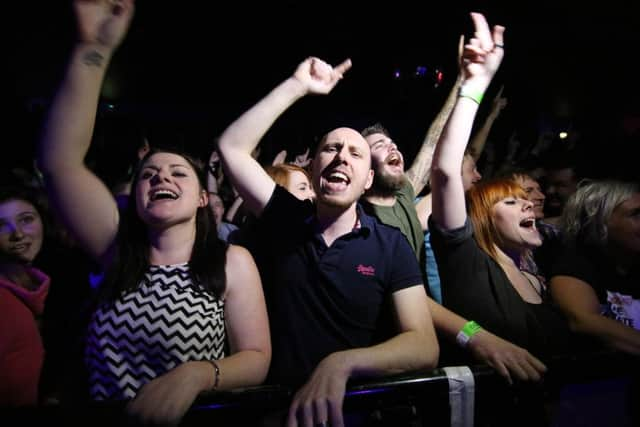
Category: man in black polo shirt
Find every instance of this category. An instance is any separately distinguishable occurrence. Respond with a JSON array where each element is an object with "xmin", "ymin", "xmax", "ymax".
[{"xmin": 218, "ymin": 56, "xmax": 439, "ymax": 427}]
